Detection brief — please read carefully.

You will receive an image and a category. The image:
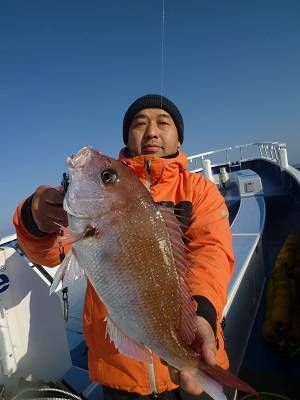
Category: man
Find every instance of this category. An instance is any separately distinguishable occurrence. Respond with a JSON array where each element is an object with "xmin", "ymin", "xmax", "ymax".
[{"xmin": 13, "ymin": 94, "xmax": 234, "ymax": 399}]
